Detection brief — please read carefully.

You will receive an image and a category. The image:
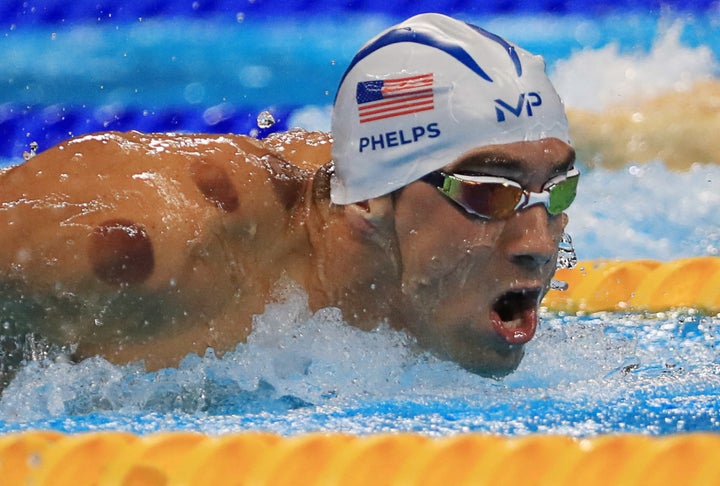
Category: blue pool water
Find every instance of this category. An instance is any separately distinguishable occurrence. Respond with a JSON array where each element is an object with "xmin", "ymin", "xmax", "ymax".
[{"xmin": 0, "ymin": 2, "xmax": 719, "ymax": 436}]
